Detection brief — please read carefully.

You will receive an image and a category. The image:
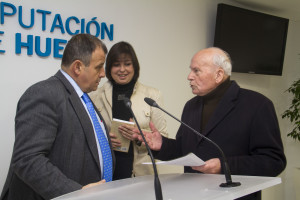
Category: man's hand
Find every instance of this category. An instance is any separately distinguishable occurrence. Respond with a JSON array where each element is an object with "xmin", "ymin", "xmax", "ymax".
[
  {"xmin": 132, "ymin": 121, "xmax": 163, "ymax": 151},
  {"xmin": 82, "ymin": 179, "xmax": 106, "ymax": 189},
  {"xmin": 191, "ymin": 158, "xmax": 221, "ymax": 174}
]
